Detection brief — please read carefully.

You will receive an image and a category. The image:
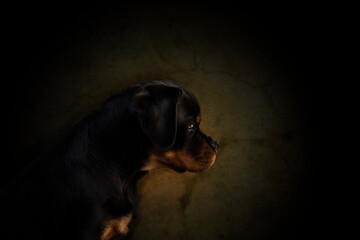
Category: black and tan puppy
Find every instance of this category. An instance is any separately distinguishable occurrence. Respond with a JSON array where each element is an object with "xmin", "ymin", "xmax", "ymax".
[{"xmin": 0, "ymin": 80, "xmax": 218, "ymax": 240}]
